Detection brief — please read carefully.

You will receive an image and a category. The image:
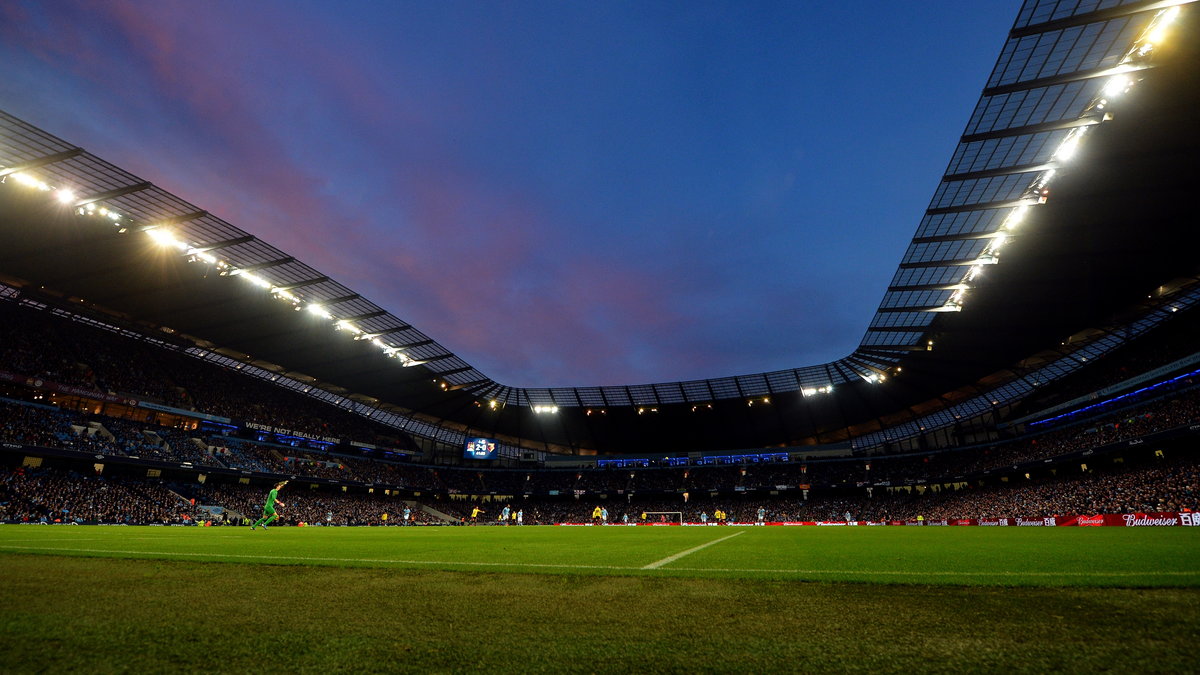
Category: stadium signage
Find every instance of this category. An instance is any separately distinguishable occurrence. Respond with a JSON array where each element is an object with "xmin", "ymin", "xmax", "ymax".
[
  {"xmin": 1120, "ymin": 513, "xmax": 1177, "ymax": 526},
  {"xmin": 546, "ymin": 515, "xmax": 1198, "ymax": 528},
  {"xmin": 0, "ymin": 370, "xmax": 138, "ymax": 406},
  {"xmin": 245, "ymin": 421, "xmax": 340, "ymax": 444}
]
